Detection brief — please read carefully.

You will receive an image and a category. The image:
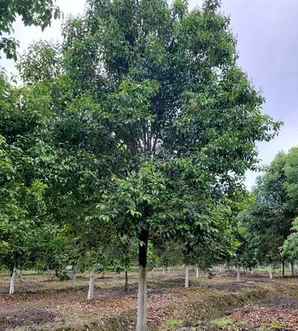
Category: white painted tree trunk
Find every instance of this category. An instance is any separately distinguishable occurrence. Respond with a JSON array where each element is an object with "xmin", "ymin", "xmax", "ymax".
[
  {"xmin": 9, "ymin": 267, "xmax": 17, "ymax": 295},
  {"xmin": 185, "ymin": 265, "xmax": 190, "ymax": 288},
  {"xmin": 269, "ymin": 265, "xmax": 273, "ymax": 280},
  {"xmin": 136, "ymin": 266, "xmax": 147, "ymax": 331},
  {"xmin": 87, "ymin": 271, "xmax": 95, "ymax": 300},
  {"xmin": 236, "ymin": 267, "xmax": 240, "ymax": 282},
  {"xmin": 70, "ymin": 265, "xmax": 77, "ymax": 286},
  {"xmin": 196, "ymin": 266, "xmax": 199, "ymax": 279}
]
